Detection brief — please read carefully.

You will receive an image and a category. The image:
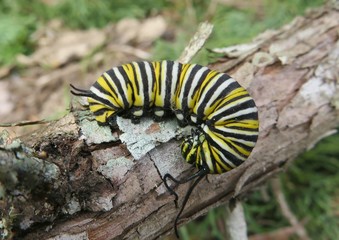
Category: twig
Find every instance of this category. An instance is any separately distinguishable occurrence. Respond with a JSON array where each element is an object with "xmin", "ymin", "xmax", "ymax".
[
  {"xmin": 271, "ymin": 178, "xmax": 310, "ymax": 240},
  {"xmin": 249, "ymin": 225, "xmax": 305, "ymax": 240},
  {"xmin": 224, "ymin": 201, "xmax": 248, "ymax": 240},
  {"xmin": 0, "ymin": 119, "xmax": 48, "ymax": 127},
  {"xmin": 178, "ymin": 21, "xmax": 214, "ymax": 64}
]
